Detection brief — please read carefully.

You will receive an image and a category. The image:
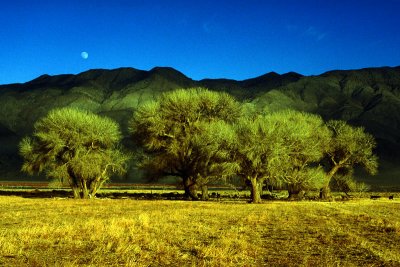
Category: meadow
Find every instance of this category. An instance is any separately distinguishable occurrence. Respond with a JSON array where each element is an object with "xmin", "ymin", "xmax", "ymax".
[{"xmin": 1, "ymin": 196, "xmax": 399, "ymax": 266}]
